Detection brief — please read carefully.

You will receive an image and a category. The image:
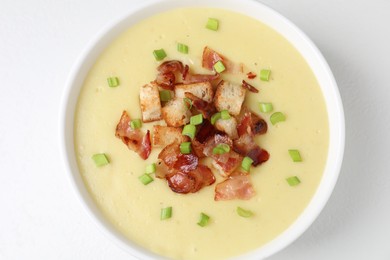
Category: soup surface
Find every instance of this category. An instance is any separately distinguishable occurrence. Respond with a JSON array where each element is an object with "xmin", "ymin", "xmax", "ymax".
[{"xmin": 74, "ymin": 7, "xmax": 329, "ymax": 260}]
